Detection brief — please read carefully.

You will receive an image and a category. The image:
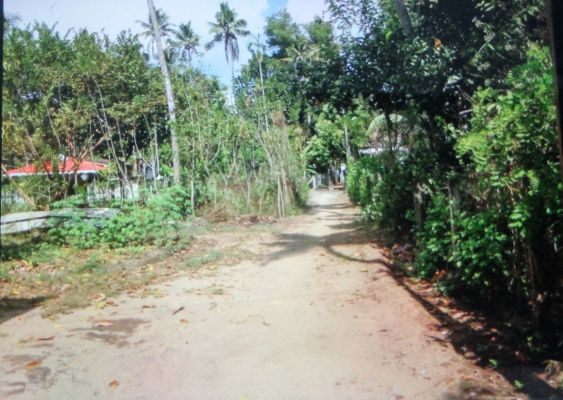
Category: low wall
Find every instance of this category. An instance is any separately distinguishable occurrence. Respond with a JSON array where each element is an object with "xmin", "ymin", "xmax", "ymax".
[{"xmin": 0, "ymin": 208, "xmax": 119, "ymax": 235}]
